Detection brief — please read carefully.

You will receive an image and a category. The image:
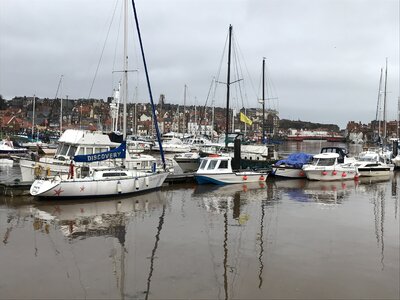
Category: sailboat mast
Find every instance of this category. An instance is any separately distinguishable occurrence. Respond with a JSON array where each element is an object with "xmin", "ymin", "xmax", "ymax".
[
  {"xmin": 383, "ymin": 58, "xmax": 388, "ymax": 144},
  {"xmin": 225, "ymin": 24, "xmax": 232, "ymax": 147},
  {"xmin": 122, "ymin": 0, "xmax": 129, "ymax": 141},
  {"xmin": 131, "ymin": 0, "xmax": 166, "ymax": 168},
  {"xmin": 397, "ymin": 96, "xmax": 400, "ymax": 138},
  {"xmin": 32, "ymin": 94, "xmax": 36, "ymax": 140},
  {"xmin": 262, "ymin": 58, "xmax": 266, "ymax": 144},
  {"xmin": 375, "ymin": 68, "xmax": 383, "ymax": 142},
  {"xmin": 183, "ymin": 84, "xmax": 187, "ymax": 134}
]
